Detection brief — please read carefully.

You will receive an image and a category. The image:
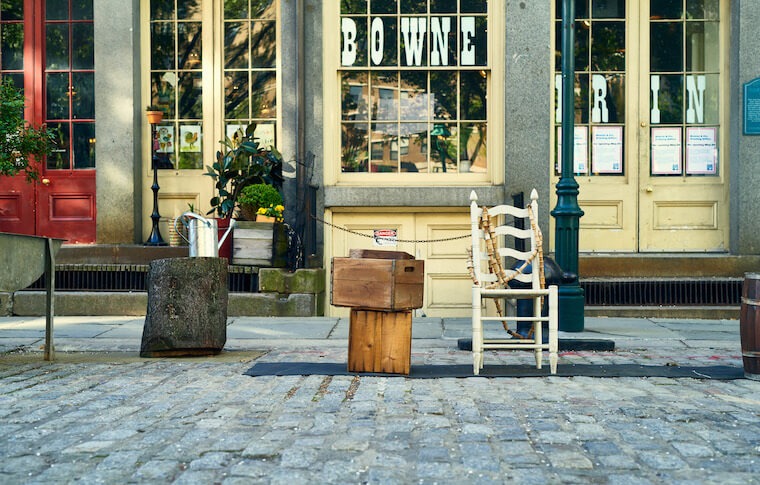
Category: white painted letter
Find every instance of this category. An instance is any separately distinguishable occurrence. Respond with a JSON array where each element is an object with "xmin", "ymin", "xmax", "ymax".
[
  {"xmin": 686, "ymin": 75, "xmax": 706, "ymax": 124},
  {"xmin": 461, "ymin": 17, "xmax": 475, "ymax": 65},
  {"xmin": 430, "ymin": 17, "xmax": 451, "ymax": 66},
  {"xmin": 341, "ymin": 18, "xmax": 357, "ymax": 66},
  {"xmin": 370, "ymin": 17, "xmax": 384, "ymax": 65},
  {"xmin": 651, "ymin": 75, "xmax": 660, "ymax": 124},
  {"xmin": 401, "ymin": 17, "xmax": 426, "ymax": 66},
  {"xmin": 591, "ymin": 74, "xmax": 609, "ymax": 123}
]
